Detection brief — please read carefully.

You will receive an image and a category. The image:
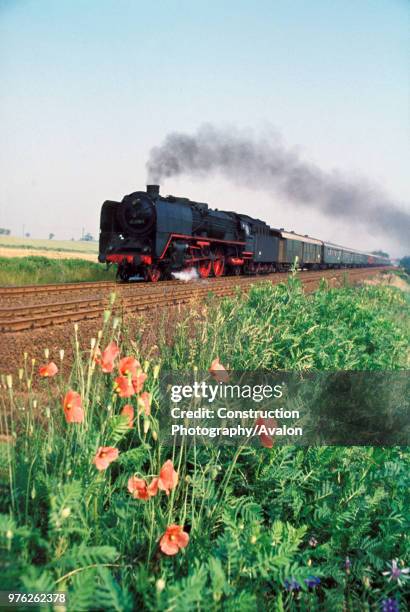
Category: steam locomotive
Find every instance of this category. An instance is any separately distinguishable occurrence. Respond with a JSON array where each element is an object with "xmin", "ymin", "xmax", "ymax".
[{"xmin": 98, "ymin": 184, "xmax": 390, "ymax": 281}]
